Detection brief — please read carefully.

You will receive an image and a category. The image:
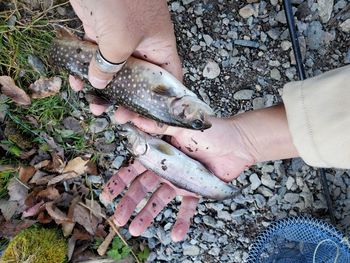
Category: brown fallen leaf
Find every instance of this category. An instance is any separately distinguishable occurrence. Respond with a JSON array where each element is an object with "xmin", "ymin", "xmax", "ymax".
[
  {"xmin": 29, "ymin": 170, "xmax": 55, "ymax": 185},
  {"xmin": 74, "ymin": 203, "xmax": 98, "ymax": 235},
  {"xmin": 0, "ymin": 76, "xmax": 31, "ymax": 105},
  {"xmin": 37, "ymin": 185, "xmax": 60, "ymax": 201},
  {"xmin": 8, "ymin": 178, "xmax": 29, "ymax": 210},
  {"xmin": 0, "ymin": 199, "xmax": 18, "ymax": 221},
  {"xmin": 45, "ymin": 151, "xmax": 65, "ymax": 173},
  {"xmin": 22, "ymin": 200, "xmax": 45, "ymax": 218},
  {"xmin": 84, "ymin": 199, "xmax": 104, "ymax": 224},
  {"xmin": 67, "ymin": 236, "xmax": 77, "ymax": 261},
  {"xmin": 97, "ymin": 228, "xmax": 116, "ymax": 256},
  {"xmin": 0, "ymin": 164, "xmax": 17, "ymax": 172},
  {"xmin": 19, "ymin": 148, "xmax": 37, "ymax": 160},
  {"xmin": 45, "ymin": 201, "xmax": 71, "ymax": 224},
  {"xmin": 48, "ymin": 171, "xmax": 80, "ymax": 185},
  {"xmin": 29, "ymin": 76, "xmax": 62, "ymax": 99},
  {"xmin": 37, "ymin": 210, "xmax": 53, "ymax": 224},
  {"xmin": 72, "ymin": 227, "xmax": 93, "ymax": 241},
  {"xmin": 62, "ymin": 196, "xmax": 80, "ymax": 237},
  {"xmin": 0, "ymin": 218, "xmax": 36, "ymax": 238},
  {"xmin": 63, "ymin": 157, "xmax": 90, "ymax": 176},
  {"xmin": 34, "ymin": 159, "xmax": 50, "ymax": 169},
  {"xmin": 19, "ymin": 165, "xmax": 36, "ymax": 183}
]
